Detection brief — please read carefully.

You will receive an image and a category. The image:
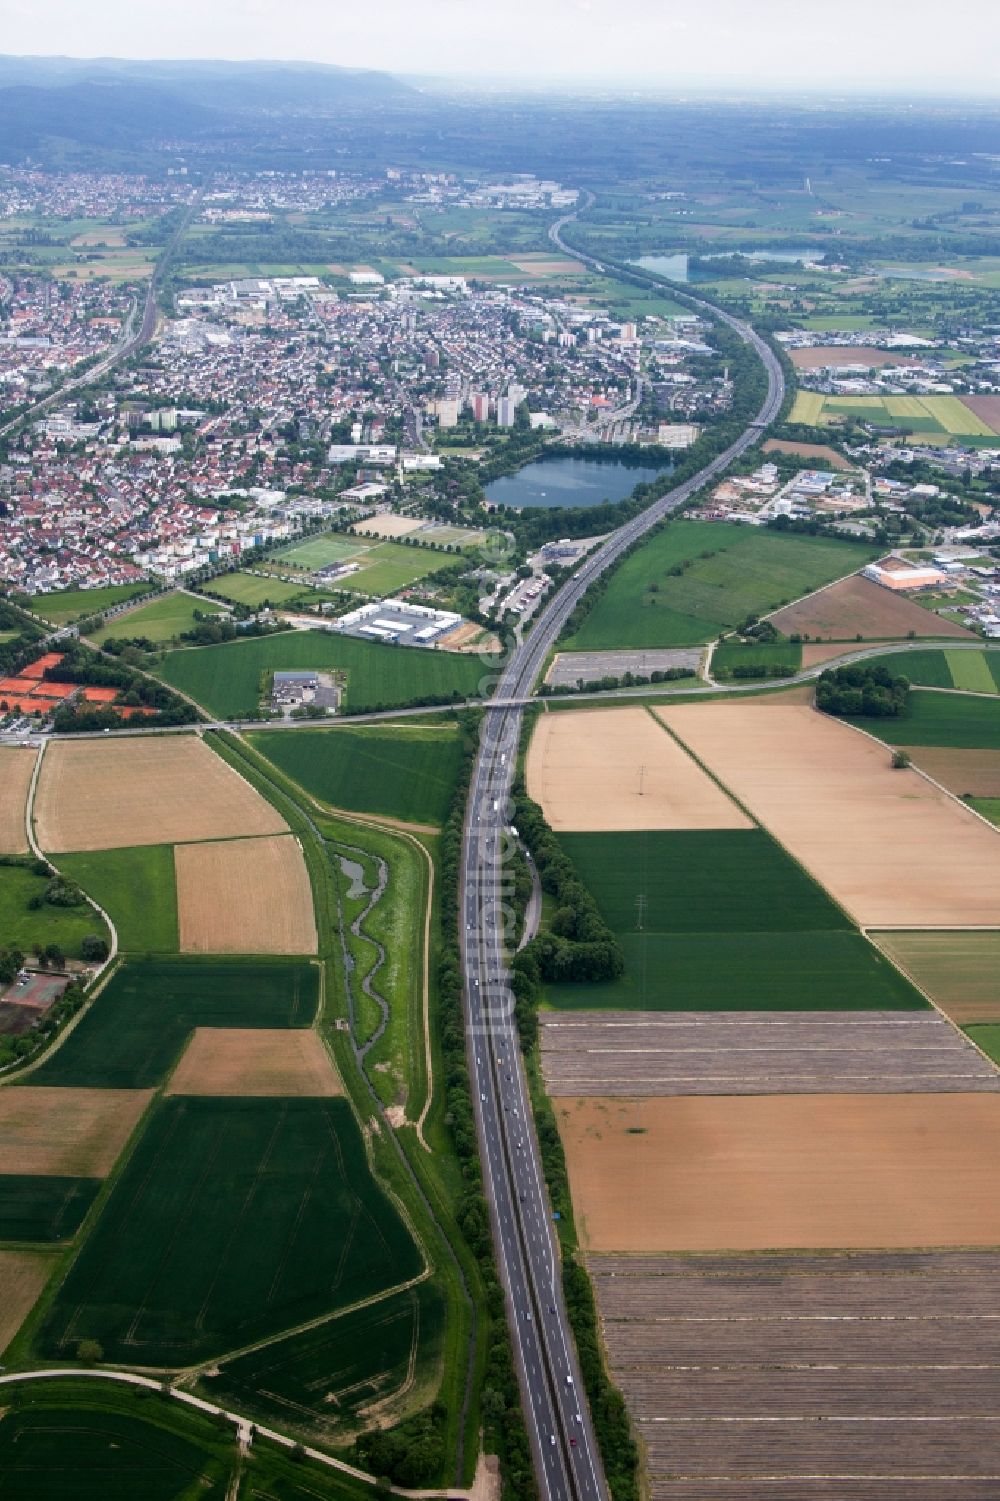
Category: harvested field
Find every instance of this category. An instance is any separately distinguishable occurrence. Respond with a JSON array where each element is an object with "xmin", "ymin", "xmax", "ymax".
[
  {"xmin": 0, "ymin": 1251, "xmax": 54, "ymax": 1354},
  {"xmin": 788, "ymin": 346, "xmax": 922, "ymax": 369},
  {"xmin": 658, "ymin": 703, "xmax": 1000, "ymax": 927},
  {"xmin": 592, "ymin": 1249, "xmax": 1000, "ymax": 1501},
  {"xmin": 559, "ymin": 1093, "xmax": 1000, "ymax": 1252},
  {"xmin": 526, "ymin": 708, "xmax": 750, "ymax": 832},
  {"xmin": 35, "ymin": 736, "xmax": 287, "ymax": 852},
  {"xmin": 175, "ymin": 835, "xmax": 317, "ymax": 954},
  {"xmin": 801, "ymin": 641, "xmax": 861, "ymax": 668},
  {"xmin": 0, "ymin": 747, "xmax": 35, "ymax": 853},
  {"xmin": 762, "ymin": 438, "xmax": 854, "ymax": 469},
  {"xmin": 769, "ymin": 573, "xmax": 975, "ymax": 641},
  {"xmin": 0, "ymin": 1086, "xmax": 152, "ymax": 1177},
  {"xmin": 351, "ymin": 514, "xmax": 424, "ymax": 538},
  {"xmin": 872, "ymin": 931, "xmax": 1000, "ymax": 1023},
  {"xmin": 167, "ymin": 1027, "xmax": 341, "ymax": 1096},
  {"xmin": 961, "ymin": 395, "xmax": 1000, "ymax": 435},
  {"xmin": 910, "ymin": 746, "xmax": 1000, "ymax": 798},
  {"xmin": 540, "ymin": 1010, "xmax": 996, "ymax": 1095}
]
